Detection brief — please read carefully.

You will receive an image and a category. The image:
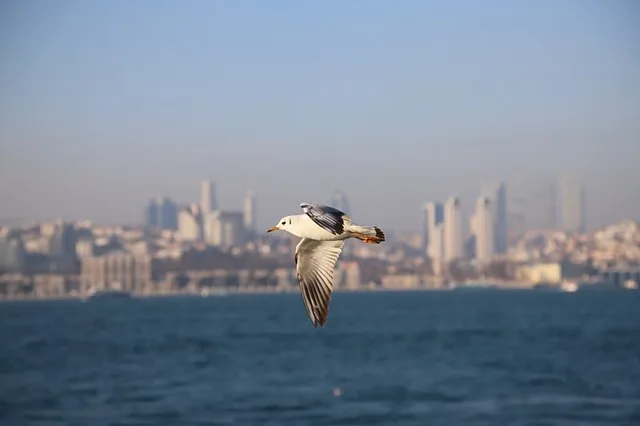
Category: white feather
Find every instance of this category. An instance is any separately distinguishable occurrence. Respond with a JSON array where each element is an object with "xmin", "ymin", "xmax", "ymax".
[{"xmin": 294, "ymin": 238, "xmax": 345, "ymax": 328}]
